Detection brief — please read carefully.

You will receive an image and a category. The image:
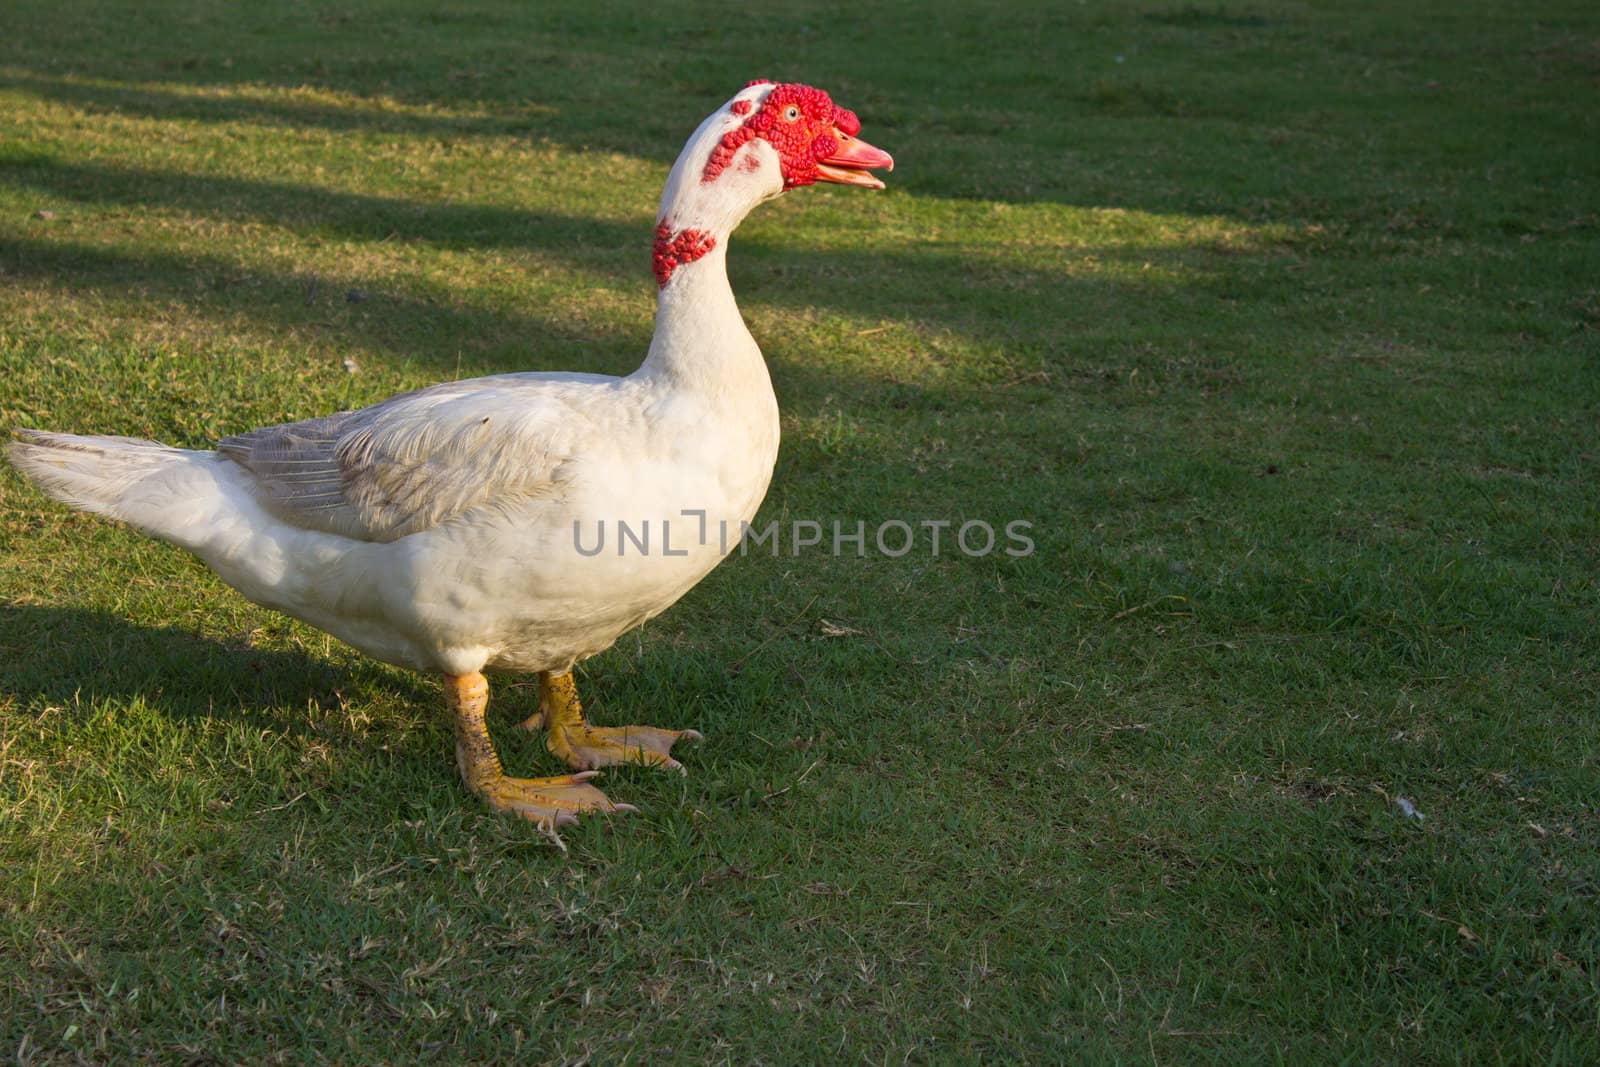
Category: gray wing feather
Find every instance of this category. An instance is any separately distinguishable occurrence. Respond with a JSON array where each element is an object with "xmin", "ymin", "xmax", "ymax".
[{"xmin": 218, "ymin": 380, "xmax": 576, "ymax": 542}]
